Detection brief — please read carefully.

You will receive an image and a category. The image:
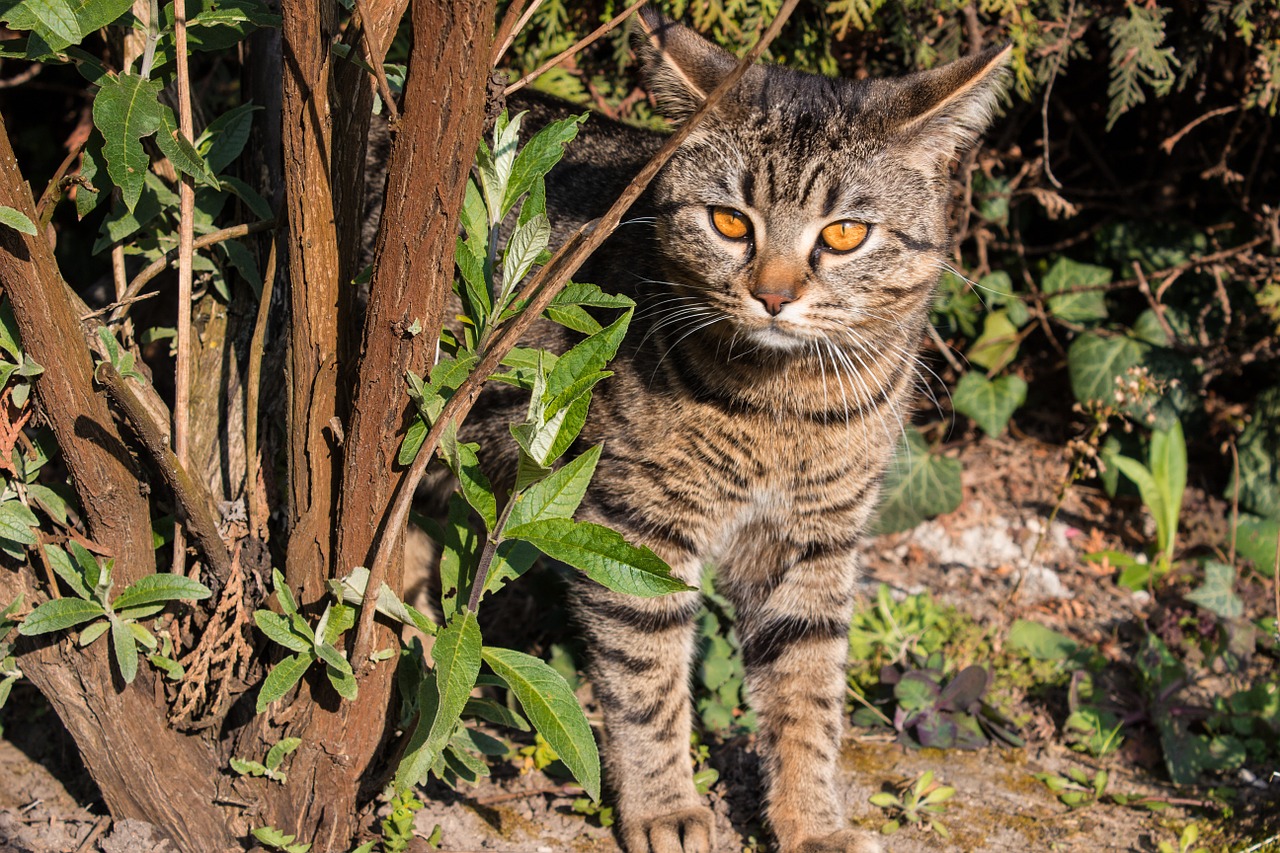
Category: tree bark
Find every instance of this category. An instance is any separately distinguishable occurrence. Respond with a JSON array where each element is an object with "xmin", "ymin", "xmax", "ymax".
[
  {"xmin": 280, "ymin": 0, "xmax": 343, "ymax": 604},
  {"xmin": 250, "ymin": 1, "xmax": 496, "ymax": 847},
  {"xmin": 0, "ymin": 116, "xmax": 236, "ymax": 851}
]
